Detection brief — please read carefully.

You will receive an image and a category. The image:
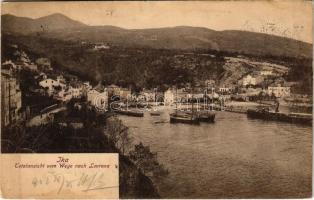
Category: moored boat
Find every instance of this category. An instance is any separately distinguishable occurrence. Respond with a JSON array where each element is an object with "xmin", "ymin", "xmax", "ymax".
[
  {"xmin": 178, "ymin": 110, "xmax": 216, "ymax": 123},
  {"xmin": 196, "ymin": 112, "xmax": 215, "ymax": 123},
  {"xmin": 114, "ymin": 109, "xmax": 144, "ymax": 117},
  {"xmin": 170, "ymin": 113, "xmax": 200, "ymax": 124},
  {"xmin": 247, "ymin": 109, "xmax": 312, "ymax": 126}
]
